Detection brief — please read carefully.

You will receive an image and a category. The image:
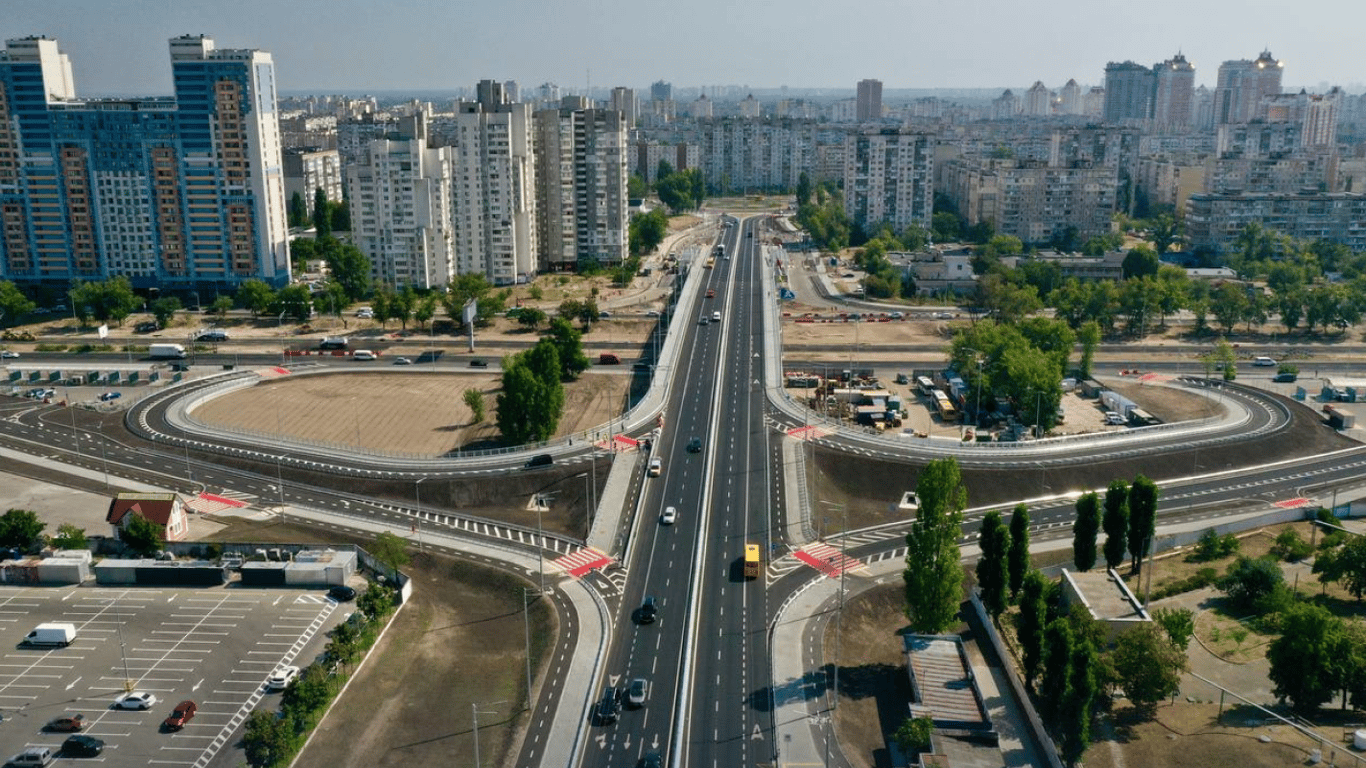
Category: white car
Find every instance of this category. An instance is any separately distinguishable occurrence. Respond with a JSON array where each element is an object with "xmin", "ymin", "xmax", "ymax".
[
  {"xmin": 1104, "ymin": 411, "xmax": 1126, "ymax": 426},
  {"xmin": 648, "ymin": 458, "xmax": 662, "ymax": 477},
  {"xmin": 114, "ymin": 691, "xmax": 157, "ymax": 710},
  {"xmin": 660, "ymin": 506, "xmax": 677, "ymax": 525},
  {"xmin": 0, "ymin": 350, "xmax": 17, "ymax": 359},
  {"xmin": 265, "ymin": 665, "xmax": 300, "ymax": 691},
  {"xmin": 392, "ymin": 357, "xmax": 412, "ymax": 365},
  {"xmin": 1253, "ymin": 356, "xmax": 1276, "ymax": 367},
  {"xmin": 352, "ymin": 350, "xmax": 376, "ymax": 361}
]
